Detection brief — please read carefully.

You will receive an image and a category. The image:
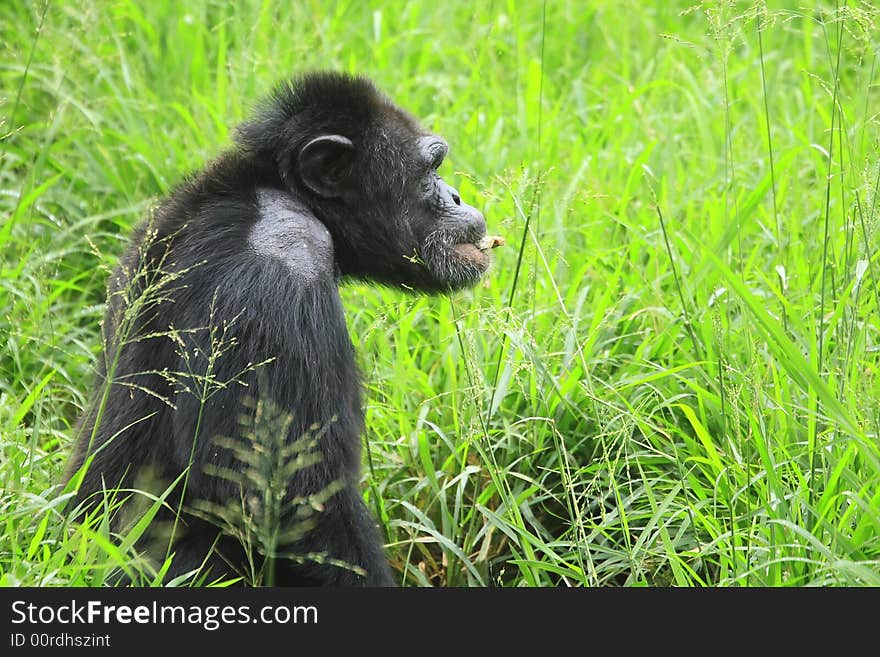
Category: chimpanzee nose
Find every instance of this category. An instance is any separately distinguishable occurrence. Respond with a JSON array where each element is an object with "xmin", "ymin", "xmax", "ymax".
[
  {"xmin": 445, "ymin": 184, "xmax": 462, "ymax": 207},
  {"xmin": 459, "ymin": 202, "xmax": 487, "ymax": 238}
]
